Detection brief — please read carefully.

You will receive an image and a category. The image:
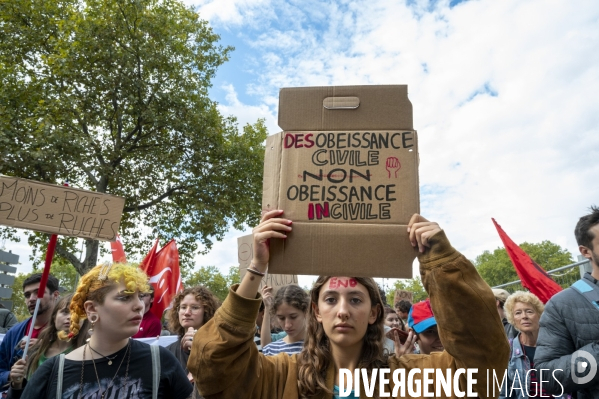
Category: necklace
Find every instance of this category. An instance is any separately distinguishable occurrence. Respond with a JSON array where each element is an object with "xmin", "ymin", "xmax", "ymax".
[
  {"xmin": 88, "ymin": 343, "xmax": 119, "ymax": 365},
  {"xmin": 79, "ymin": 340, "xmax": 131, "ymax": 399}
]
